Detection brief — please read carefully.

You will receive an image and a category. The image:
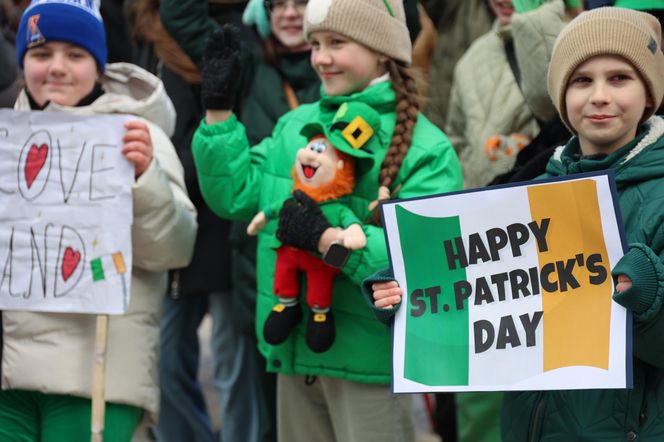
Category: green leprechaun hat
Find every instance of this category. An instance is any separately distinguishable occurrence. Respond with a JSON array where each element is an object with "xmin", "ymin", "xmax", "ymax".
[{"xmin": 300, "ymin": 102, "xmax": 381, "ymax": 160}]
